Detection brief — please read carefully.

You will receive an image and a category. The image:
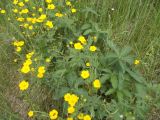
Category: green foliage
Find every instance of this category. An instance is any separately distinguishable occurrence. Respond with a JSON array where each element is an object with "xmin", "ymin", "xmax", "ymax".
[{"xmin": 0, "ymin": 0, "xmax": 159, "ymax": 119}]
